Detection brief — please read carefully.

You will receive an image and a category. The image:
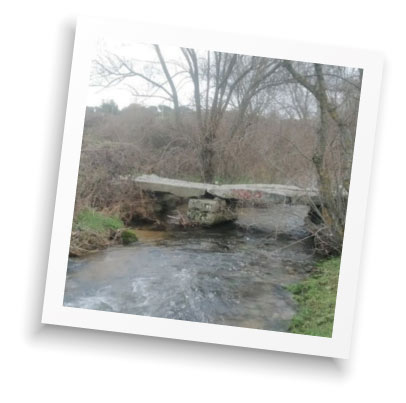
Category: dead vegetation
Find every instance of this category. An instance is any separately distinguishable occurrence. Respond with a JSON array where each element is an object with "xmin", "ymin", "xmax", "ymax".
[
  {"xmin": 69, "ymin": 230, "xmax": 111, "ymax": 257},
  {"xmin": 71, "ymin": 47, "xmax": 362, "ymax": 255}
]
